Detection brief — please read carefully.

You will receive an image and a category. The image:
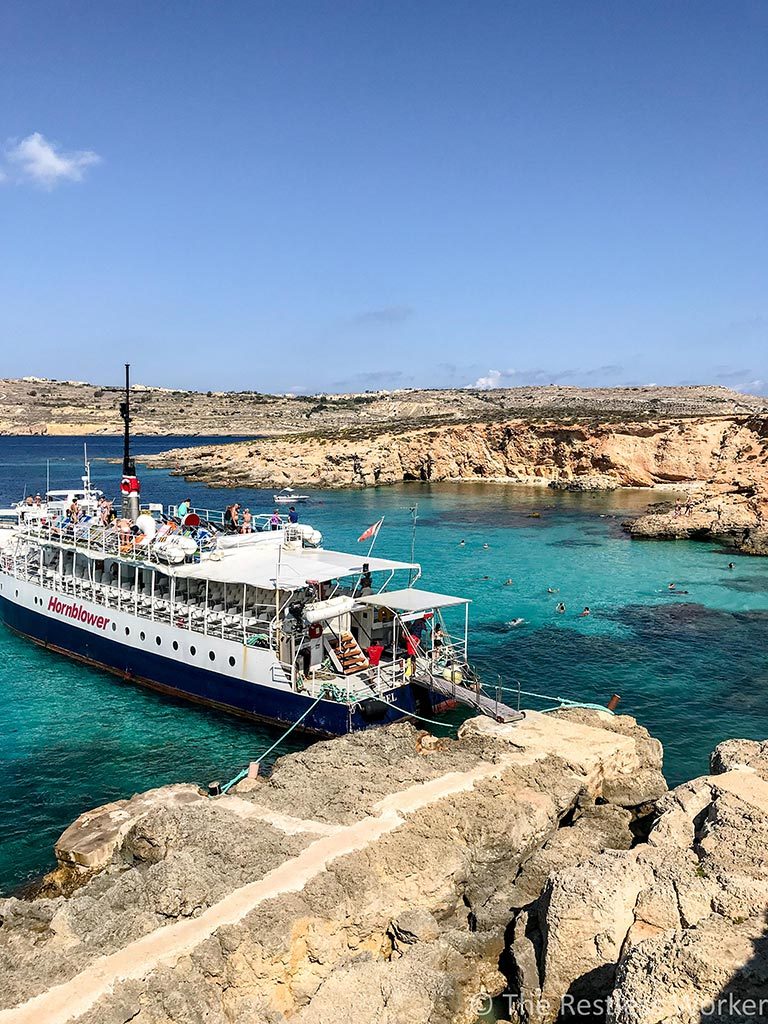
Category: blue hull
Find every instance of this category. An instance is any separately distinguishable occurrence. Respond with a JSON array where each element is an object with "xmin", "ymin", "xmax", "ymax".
[{"xmin": 0, "ymin": 596, "xmax": 423, "ymax": 736}]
